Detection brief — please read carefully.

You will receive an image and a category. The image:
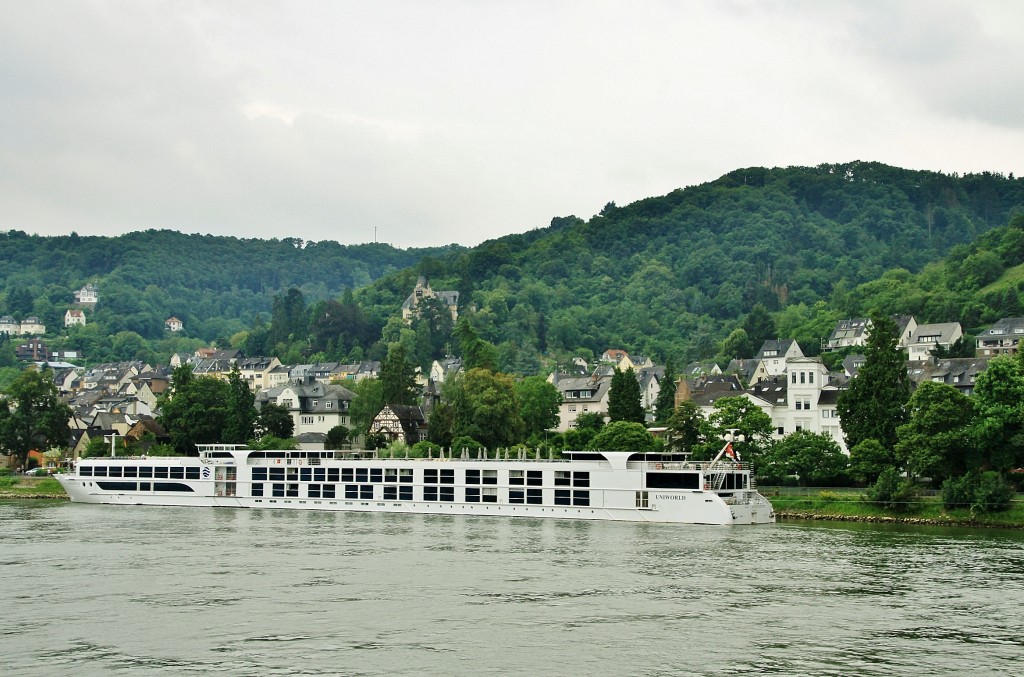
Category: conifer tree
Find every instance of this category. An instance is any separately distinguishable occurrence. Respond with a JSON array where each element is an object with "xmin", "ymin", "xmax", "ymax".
[{"xmin": 607, "ymin": 367, "xmax": 644, "ymax": 423}]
